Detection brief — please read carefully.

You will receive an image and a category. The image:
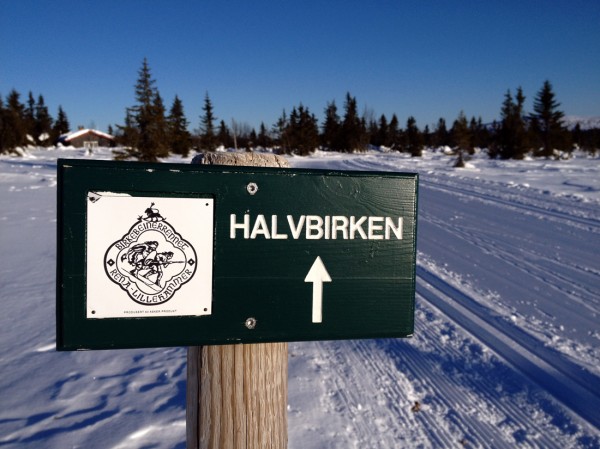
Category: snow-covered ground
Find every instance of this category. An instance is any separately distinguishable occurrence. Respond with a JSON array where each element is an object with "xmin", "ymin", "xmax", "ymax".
[{"xmin": 0, "ymin": 147, "xmax": 598, "ymax": 448}]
